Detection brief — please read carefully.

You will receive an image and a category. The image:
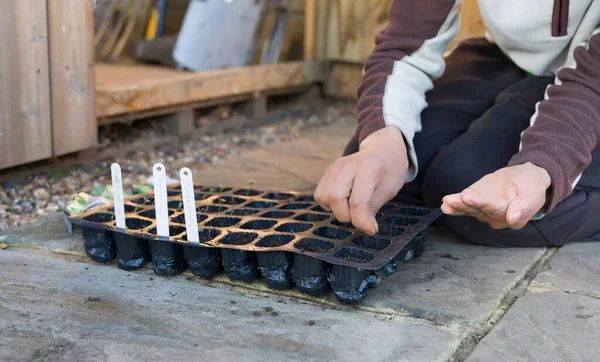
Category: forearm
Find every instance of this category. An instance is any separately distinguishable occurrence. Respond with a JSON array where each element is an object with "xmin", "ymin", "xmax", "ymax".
[
  {"xmin": 508, "ymin": 30, "xmax": 600, "ymax": 214},
  {"xmin": 356, "ymin": 0, "xmax": 461, "ymax": 182}
]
